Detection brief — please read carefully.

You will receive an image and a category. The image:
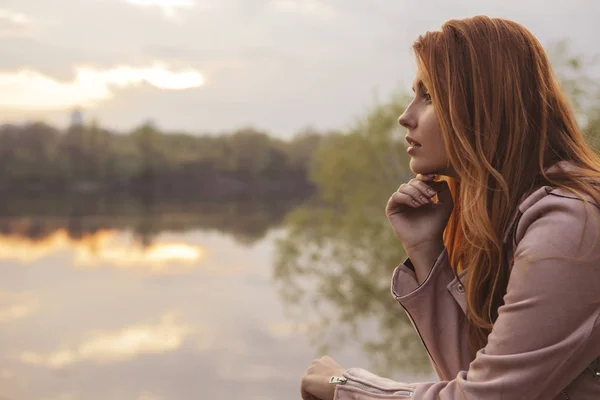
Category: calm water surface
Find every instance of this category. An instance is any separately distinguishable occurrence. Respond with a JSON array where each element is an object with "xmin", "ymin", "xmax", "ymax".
[{"xmin": 0, "ymin": 199, "xmax": 434, "ymax": 400}]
